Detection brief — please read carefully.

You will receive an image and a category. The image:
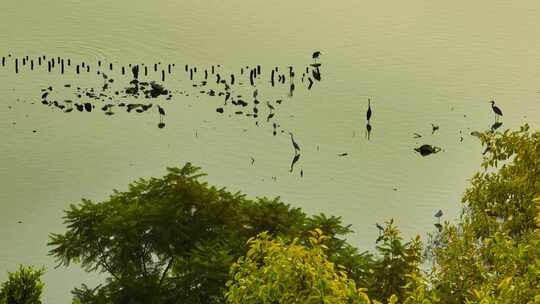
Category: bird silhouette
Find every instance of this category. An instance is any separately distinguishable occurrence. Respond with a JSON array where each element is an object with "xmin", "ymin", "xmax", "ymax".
[
  {"xmin": 366, "ymin": 98, "xmax": 372, "ymax": 121},
  {"xmin": 157, "ymin": 105, "xmax": 166, "ymax": 116},
  {"xmin": 490, "ymin": 100, "xmax": 503, "ymax": 121},
  {"xmin": 434, "ymin": 209, "xmax": 443, "ymax": 218},
  {"xmin": 288, "ymin": 132, "xmax": 301, "ymax": 153}
]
